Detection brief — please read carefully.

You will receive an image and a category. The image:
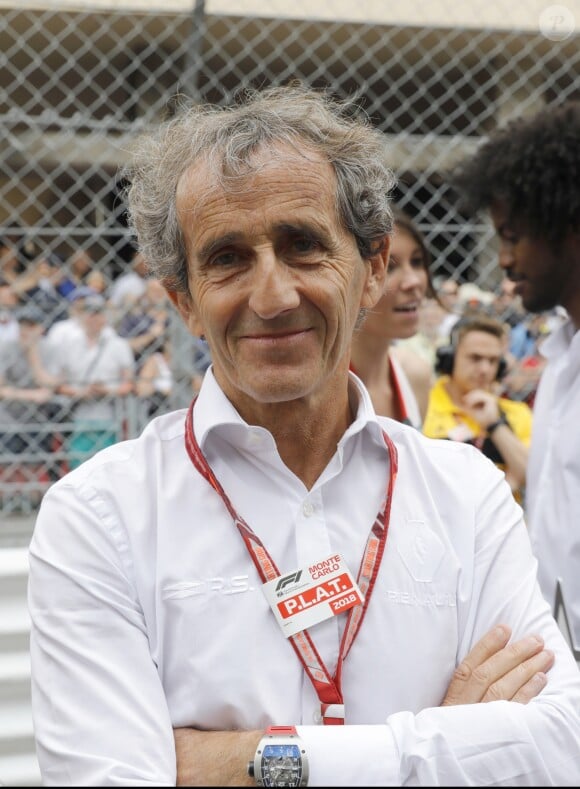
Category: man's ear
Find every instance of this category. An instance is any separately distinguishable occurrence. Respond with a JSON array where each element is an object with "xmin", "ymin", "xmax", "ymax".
[
  {"xmin": 361, "ymin": 236, "xmax": 390, "ymax": 309},
  {"xmin": 165, "ymin": 287, "xmax": 204, "ymax": 338}
]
